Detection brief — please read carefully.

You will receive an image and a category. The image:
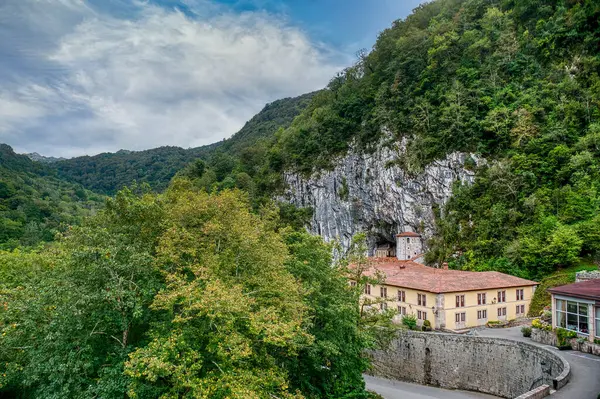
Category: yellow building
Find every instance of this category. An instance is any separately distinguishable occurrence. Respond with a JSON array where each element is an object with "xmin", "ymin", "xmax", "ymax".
[{"xmin": 361, "ymin": 259, "xmax": 538, "ymax": 331}]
